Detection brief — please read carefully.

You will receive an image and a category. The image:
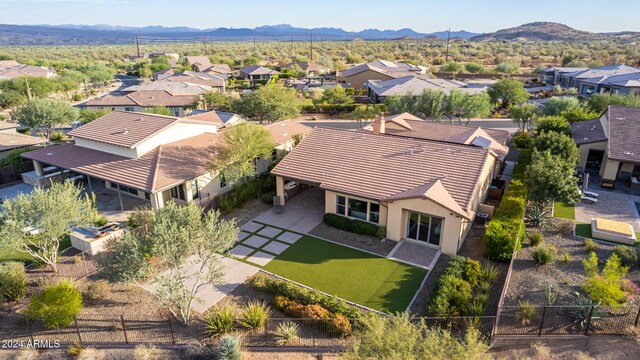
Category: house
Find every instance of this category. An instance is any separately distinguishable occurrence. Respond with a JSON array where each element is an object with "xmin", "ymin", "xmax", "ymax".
[
  {"xmin": 21, "ymin": 111, "xmax": 310, "ymax": 211},
  {"xmin": 0, "ymin": 121, "xmax": 46, "ymax": 160},
  {"xmin": 185, "ymin": 56, "xmax": 233, "ymax": 75},
  {"xmin": 336, "ymin": 60, "xmax": 429, "ymax": 89},
  {"xmin": 186, "ymin": 109, "xmax": 242, "ymax": 128},
  {"xmin": 367, "ymin": 76, "xmax": 488, "ymax": 103},
  {"xmin": 540, "ymin": 67, "xmax": 588, "ymax": 85},
  {"xmin": 0, "ymin": 63, "xmax": 57, "ymax": 80},
  {"xmin": 557, "ymin": 64, "xmax": 640, "ymax": 95},
  {"xmin": 84, "ymin": 90, "xmax": 199, "ymax": 117},
  {"xmin": 153, "ymin": 69, "xmax": 175, "ymax": 81},
  {"xmin": 271, "ymin": 125, "xmax": 501, "ymax": 256},
  {"xmin": 162, "ymin": 71, "xmax": 227, "ymax": 91},
  {"xmin": 121, "ymin": 80, "xmax": 216, "ymax": 96},
  {"xmin": 572, "ymin": 106, "xmax": 640, "ymax": 188},
  {"xmin": 238, "ymin": 65, "xmax": 280, "ymax": 84},
  {"xmin": 284, "ymin": 62, "xmax": 328, "ymax": 76}
]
